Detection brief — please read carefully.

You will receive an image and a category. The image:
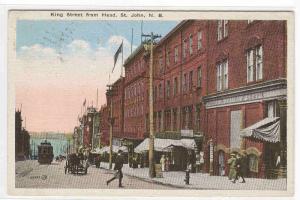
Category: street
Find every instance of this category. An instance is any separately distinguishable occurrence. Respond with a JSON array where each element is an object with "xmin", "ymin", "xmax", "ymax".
[{"xmin": 15, "ymin": 160, "xmax": 173, "ymax": 189}]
